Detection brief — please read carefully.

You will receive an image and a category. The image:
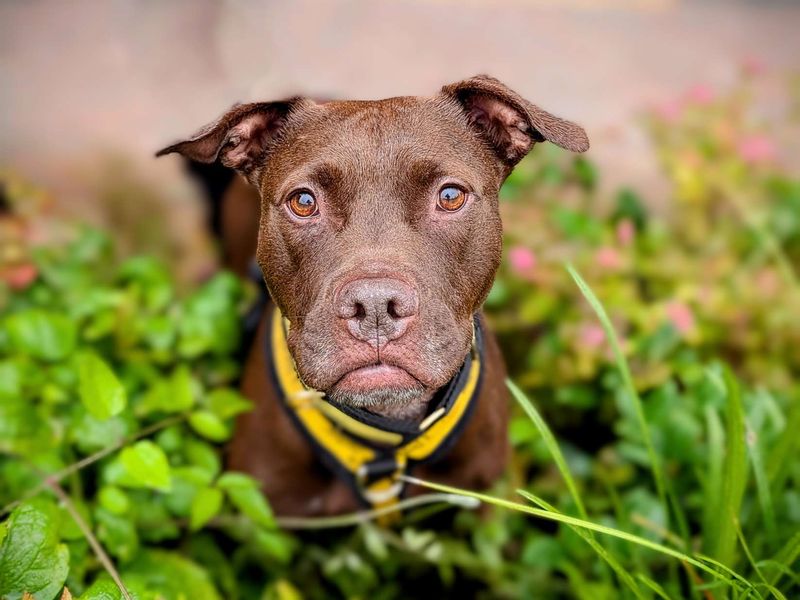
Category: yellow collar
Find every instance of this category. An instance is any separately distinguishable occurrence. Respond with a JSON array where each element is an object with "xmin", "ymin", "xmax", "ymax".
[{"xmin": 266, "ymin": 307, "xmax": 483, "ymax": 511}]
